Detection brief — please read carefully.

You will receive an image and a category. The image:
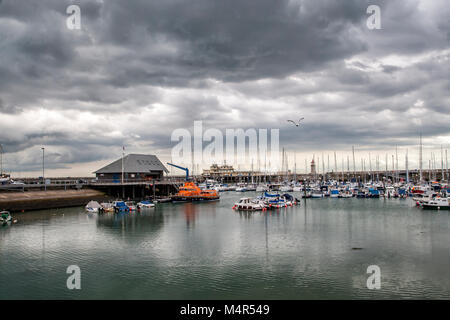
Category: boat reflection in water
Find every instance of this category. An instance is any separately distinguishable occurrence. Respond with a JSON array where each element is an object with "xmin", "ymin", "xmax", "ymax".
[{"xmin": 183, "ymin": 202, "xmax": 197, "ymax": 228}]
